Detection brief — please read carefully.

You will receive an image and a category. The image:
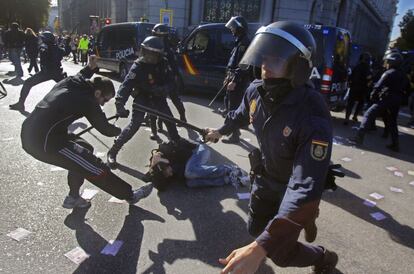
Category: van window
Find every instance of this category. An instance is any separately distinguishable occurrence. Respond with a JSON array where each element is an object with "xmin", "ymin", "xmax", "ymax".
[
  {"xmin": 117, "ymin": 27, "xmax": 137, "ymax": 49},
  {"xmin": 186, "ymin": 31, "xmax": 210, "ymax": 54},
  {"xmin": 334, "ymin": 31, "xmax": 350, "ymax": 67}
]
